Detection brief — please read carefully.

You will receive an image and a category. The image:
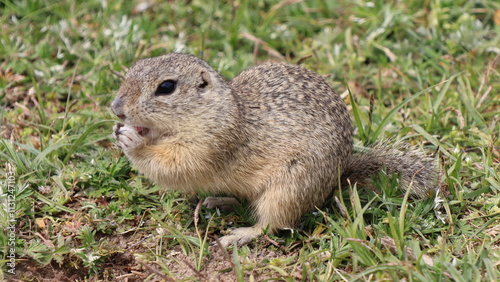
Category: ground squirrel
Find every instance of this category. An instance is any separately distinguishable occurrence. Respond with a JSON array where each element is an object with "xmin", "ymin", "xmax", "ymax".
[{"xmin": 111, "ymin": 53, "xmax": 437, "ymax": 247}]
